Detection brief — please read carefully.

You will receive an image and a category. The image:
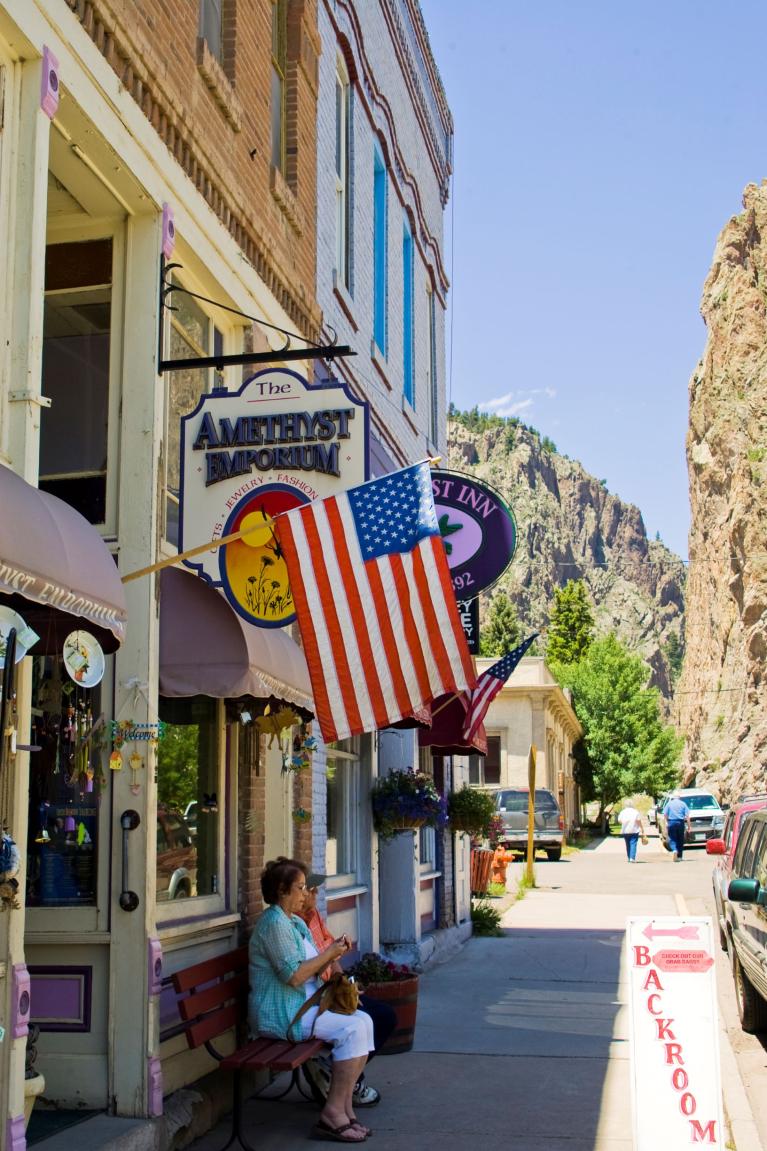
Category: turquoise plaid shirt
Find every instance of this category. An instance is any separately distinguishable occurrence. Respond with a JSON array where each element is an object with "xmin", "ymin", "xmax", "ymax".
[{"xmin": 248, "ymin": 905, "xmax": 313, "ymax": 1041}]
